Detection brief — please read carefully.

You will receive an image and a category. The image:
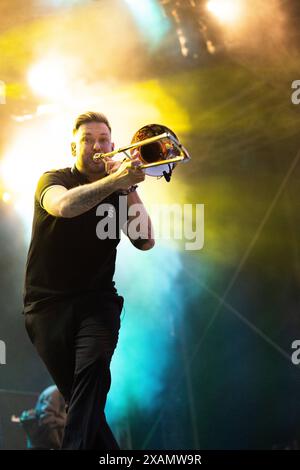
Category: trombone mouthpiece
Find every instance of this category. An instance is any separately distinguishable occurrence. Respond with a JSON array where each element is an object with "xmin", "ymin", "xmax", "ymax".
[{"xmin": 93, "ymin": 153, "xmax": 104, "ymax": 161}]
